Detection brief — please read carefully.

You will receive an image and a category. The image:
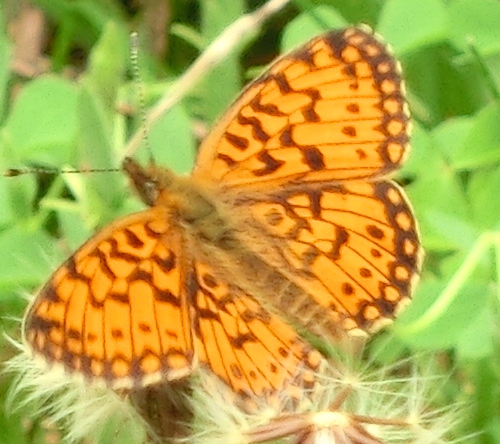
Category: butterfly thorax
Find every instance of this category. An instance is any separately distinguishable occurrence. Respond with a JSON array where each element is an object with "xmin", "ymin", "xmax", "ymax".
[{"xmin": 124, "ymin": 157, "xmax": 234, "ymax": 248}]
